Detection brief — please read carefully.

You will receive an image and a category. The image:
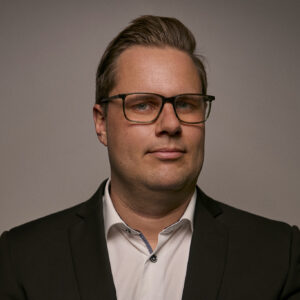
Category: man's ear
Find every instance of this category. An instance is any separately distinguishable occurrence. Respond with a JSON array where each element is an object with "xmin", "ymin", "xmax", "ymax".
[{"xmin": 93, "ymin": 104, "xmax": 108, "ymax": 146}]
